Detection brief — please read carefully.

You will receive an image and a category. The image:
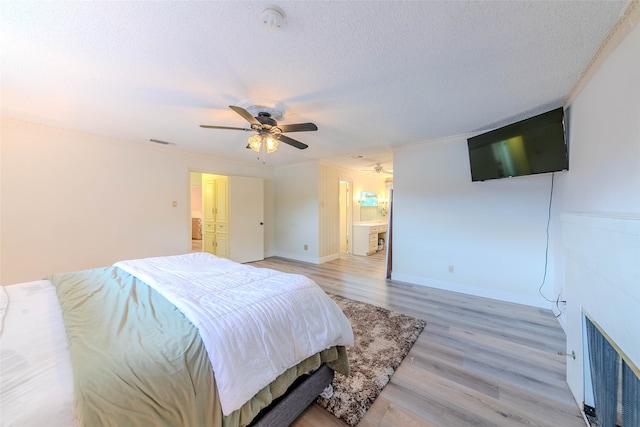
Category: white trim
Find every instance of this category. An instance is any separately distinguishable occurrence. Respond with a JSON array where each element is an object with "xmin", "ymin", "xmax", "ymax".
[
  {"xmin": 566, "ymin": 0, "xmax": 640, "ymax": 105},
  {"xmin": 319, "ymin": 253, "xmax": 340, "ymax": 264},
  {"xmin": 271, "ymin": 251, "xmax": 320, "ymax": 265}
]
